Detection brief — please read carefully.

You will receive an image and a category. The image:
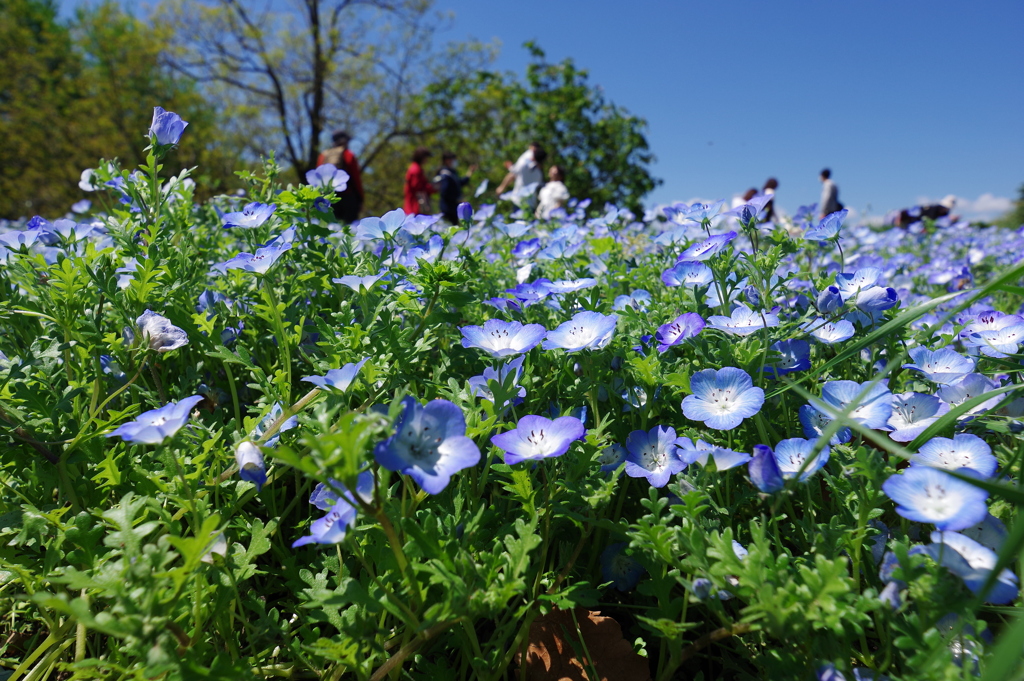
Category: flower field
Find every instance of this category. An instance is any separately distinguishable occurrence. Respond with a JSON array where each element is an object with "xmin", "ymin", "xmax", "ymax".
[{"xmin": 2, "ymin": 112, "xmax": 1024, "ymax": 681}]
